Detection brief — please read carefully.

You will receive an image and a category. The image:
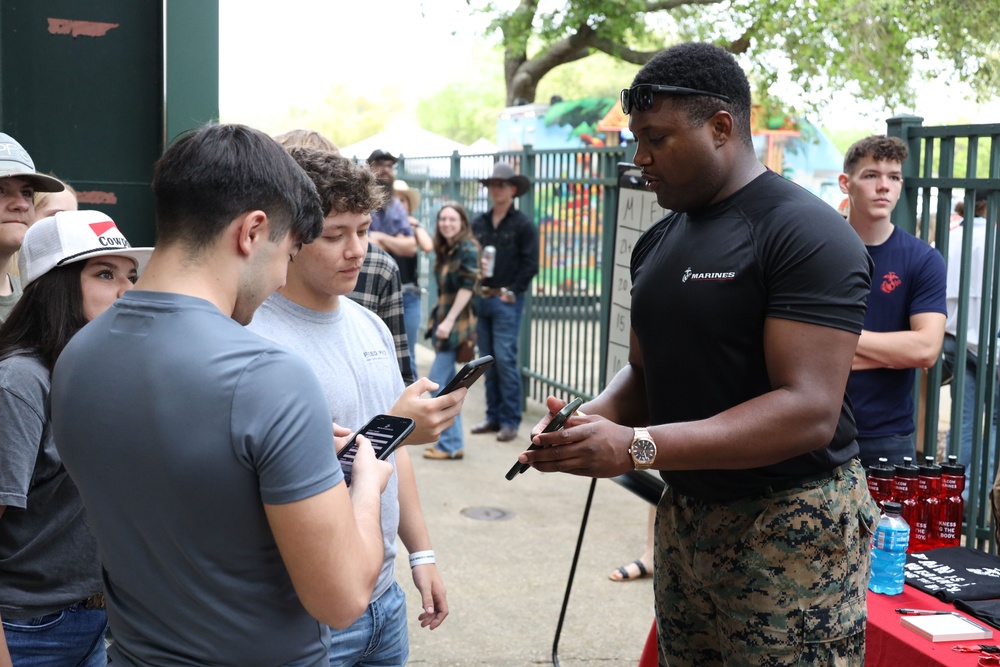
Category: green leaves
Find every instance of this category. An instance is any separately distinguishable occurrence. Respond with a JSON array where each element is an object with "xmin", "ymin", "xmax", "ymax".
[{"xmin": 472, "ymin": 0, "xmax": 1000, "ymax": 112}]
